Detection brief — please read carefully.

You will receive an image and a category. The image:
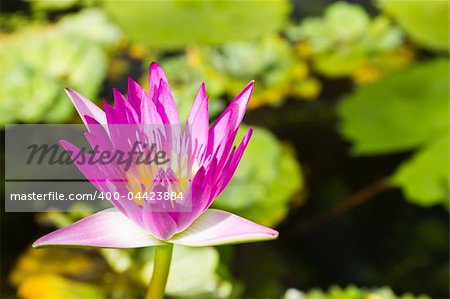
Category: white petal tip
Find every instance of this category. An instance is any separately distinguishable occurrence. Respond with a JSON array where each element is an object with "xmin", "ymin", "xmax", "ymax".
[{"xmin": 170, "ymin": 209, "xmax": 279, "ymax": 247}]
